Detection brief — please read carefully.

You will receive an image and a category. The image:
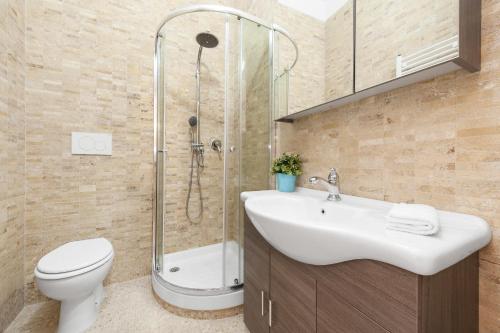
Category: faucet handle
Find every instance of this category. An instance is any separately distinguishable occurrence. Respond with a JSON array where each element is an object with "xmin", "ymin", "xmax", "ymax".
[
  {"xmin": 328, "ymin": 168, "xmax": 338, "ymax": 184},
  {"xmin": 308, "ymin": 176, "xmax": 320, "ymax": 184}
]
